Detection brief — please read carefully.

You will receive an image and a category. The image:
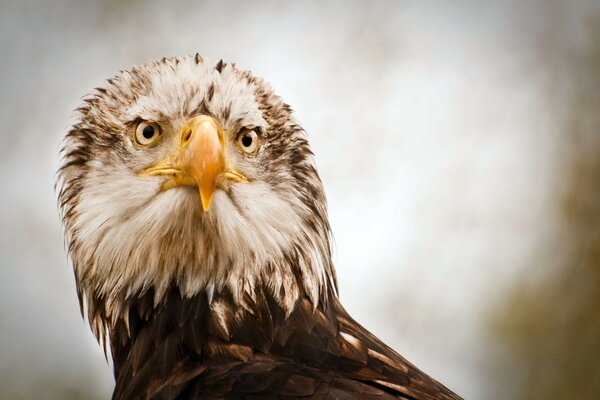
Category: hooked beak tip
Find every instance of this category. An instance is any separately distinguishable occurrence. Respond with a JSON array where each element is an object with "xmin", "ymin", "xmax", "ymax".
[{"xmin": 199, "ymin": 185, "xmax": 214, "ymax": 211}]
